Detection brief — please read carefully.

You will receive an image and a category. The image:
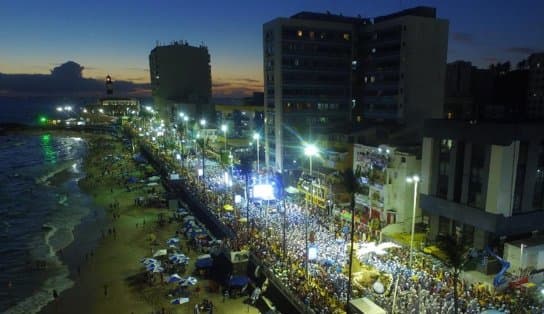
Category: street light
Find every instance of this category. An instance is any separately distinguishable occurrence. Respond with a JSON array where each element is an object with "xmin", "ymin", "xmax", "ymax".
[
  {"xmin": 303, "ymin": 143, "xmax": 318, "ymax": 280},
  {"xmin": 406, "ymin": 175, "xmax": 420, "ymax": 269},
  {"xmin": 200, "ymin": 118, "xmax": 206, "ymax": 127},
  {"xmin": 253, "ymin": 133, "xmax": 260, "ymax": 174},
  {"xmin": 221, "ymin": 124, "xmax": 228, "ymax": 151}
]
